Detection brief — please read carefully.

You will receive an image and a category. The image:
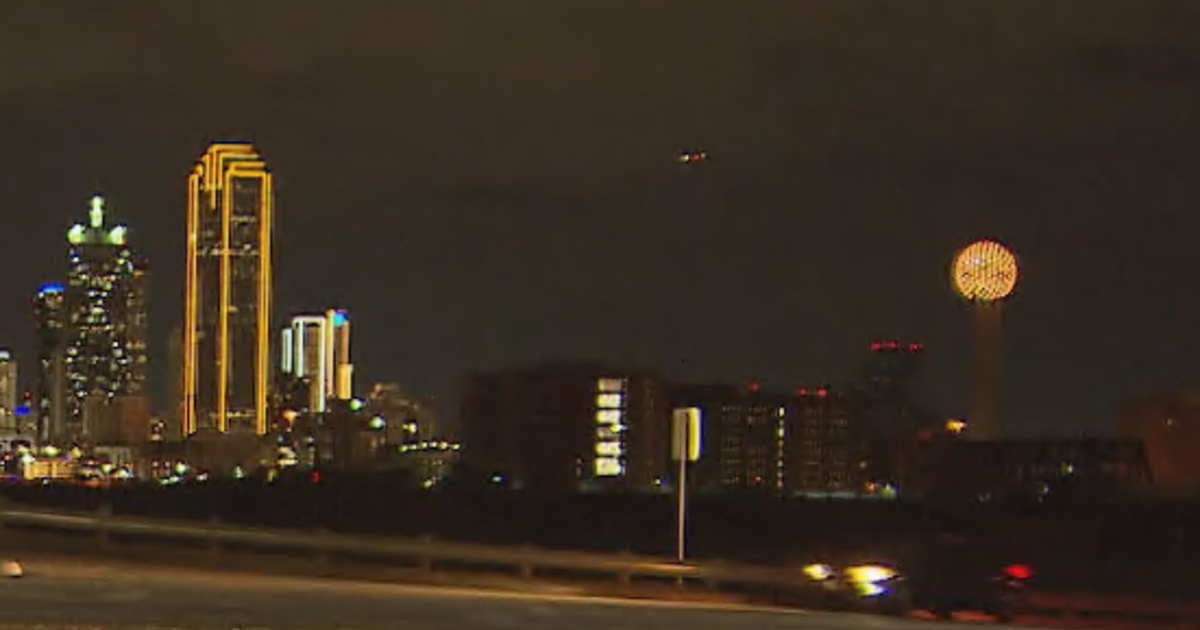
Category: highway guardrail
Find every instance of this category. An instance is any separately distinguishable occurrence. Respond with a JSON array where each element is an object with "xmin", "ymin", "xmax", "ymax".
[
  {"xmin": 2, "ymin": 505, "xmax": 1199, "ymax": 626},
  {"xmin": 0, "ymin": 506, "xmax": 792, "ymax": 588}
]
